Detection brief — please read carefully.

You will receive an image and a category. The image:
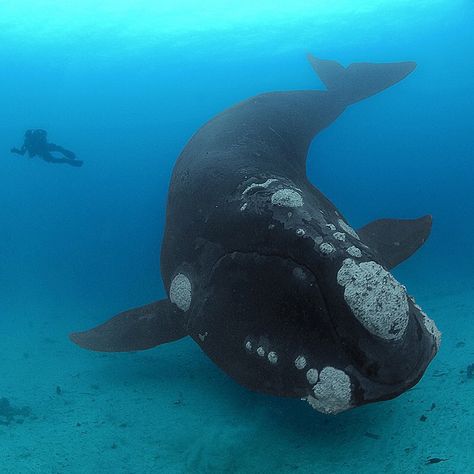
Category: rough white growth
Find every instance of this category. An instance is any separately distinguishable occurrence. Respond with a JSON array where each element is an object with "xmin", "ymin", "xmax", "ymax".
[
  {"xmin": 326, "ymin": 224, "xmax": 336, "ymax": 231},
  {"xmin": 346, "ymin": 246, "xmax": 362, "ymax": 258},
  {"xmin": 240, "ymin": 203, "xmax": 248, "ymax": 211},
  {"xmin": 423, "ymin": 314, "xmax": 442, "ymax": 349},
  {"xmin": 306, "ymin": 367, "xmax": 352, "ymax": 414},
  {"xmin": 296, "ymin": 228, "xmax": 305, "ymax": 236},
  {"xmin": 245, "ymin": 341, "xmax": 252, "ymax": 351},
  {"xmin": 338, "ymin": 219, "xmax": 360, "ymax": 240},
  {"xmin": 320, "ymin": 242, "xmax": 335, "ymax": 255},
  {"xmin": 257, "ymin": 347, "xmax": 265, "ymax": 357},
  {"xmin": 295, "ymin": 355, "xmax": 307, "ymax": 370},
  {"xmin": 271, "ymin": 189, "xmax": 303, "ymax": 208},
  {"xmin": 306, "ymin": 368, "xmax": 319, "ymax": 385},
  {"xmin": 337, "ymin": 259, "xmax": 409, "ymax": 341},
  {"xmin": 333, "ymin": 232, "xmax": 346, "ymax": 241},
  {"xmin": 242, "ymin": 178, "xmax": 278, "ymax": 195},
  {"xmin": 170, "ymin": 273, "xmax": 192, "ymax": 311},
  {"xmin": 198, "ymin": 332, "xmax": 208, "ymax": 342},
  {"xmin": 267, "ymin": 351, "xmax": 278, "ymax": 364}
]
